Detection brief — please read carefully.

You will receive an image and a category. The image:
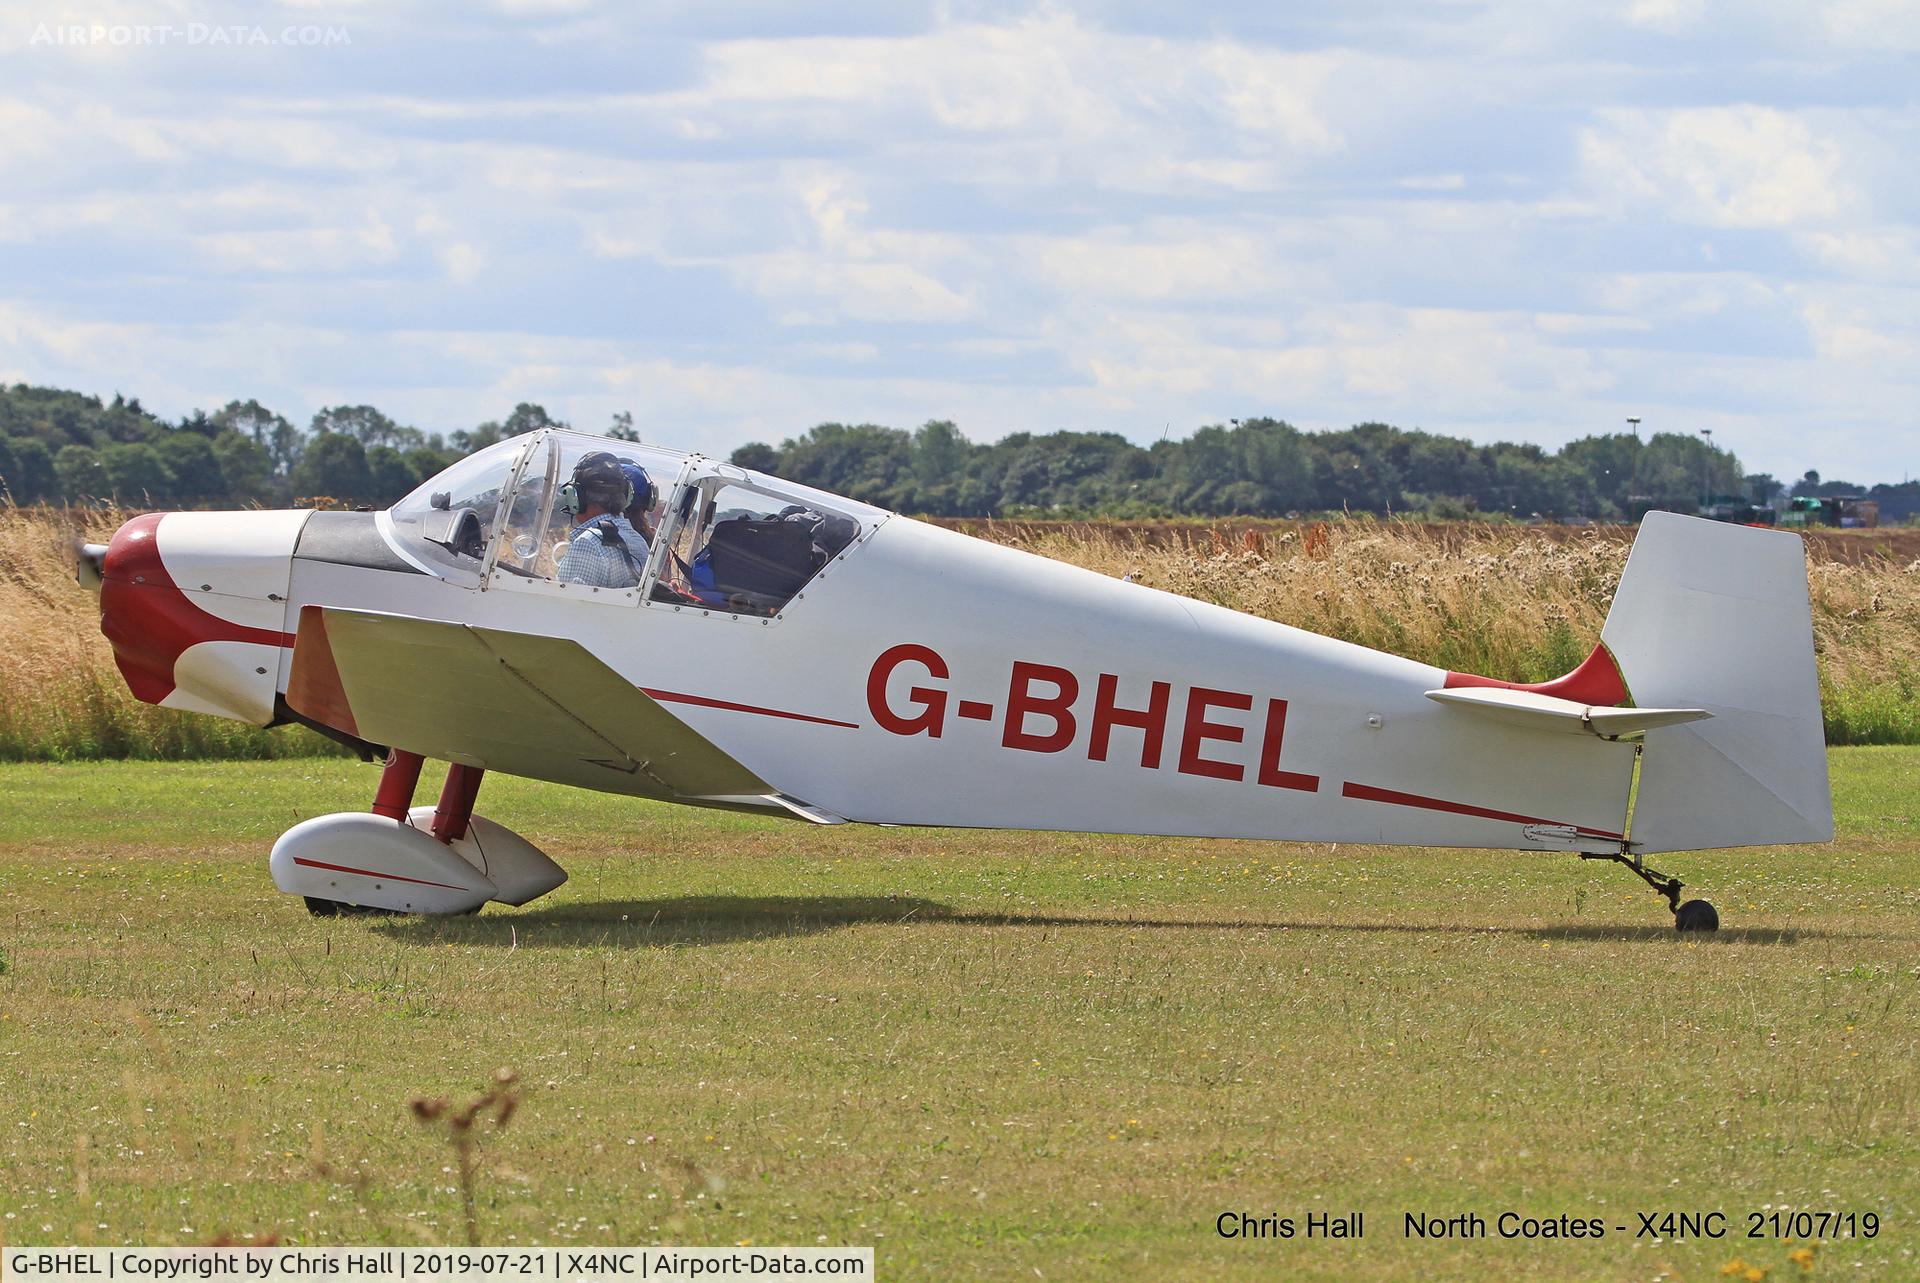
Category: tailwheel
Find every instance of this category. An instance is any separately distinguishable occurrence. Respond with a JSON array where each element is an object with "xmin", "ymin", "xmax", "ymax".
[
  {"xmin": 1674, "ymin": 899, "xmax": 1719, "ymax": 933},
  {"xmin": 1581, "ymin": 847, "xmax": 1719, "ymax": 932}
]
